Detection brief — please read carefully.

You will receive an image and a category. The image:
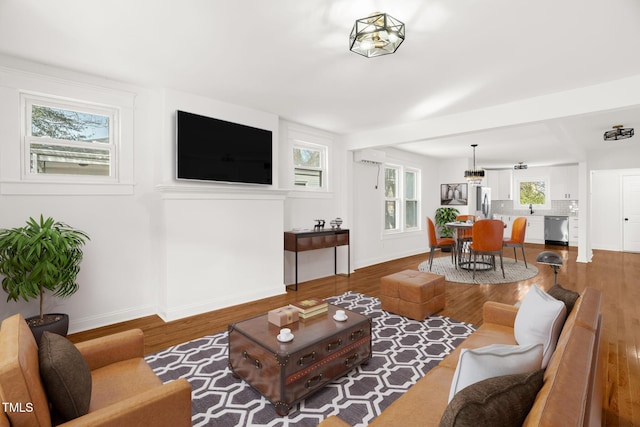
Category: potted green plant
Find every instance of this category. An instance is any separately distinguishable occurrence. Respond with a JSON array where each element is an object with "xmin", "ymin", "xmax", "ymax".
[
  {"xmin": 0, "ymin": 215, "xmax": 89, "ymax": 343},
  {"xmin": 435, "ymin": 207, "xmax": 460, "ymax": 240}
]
